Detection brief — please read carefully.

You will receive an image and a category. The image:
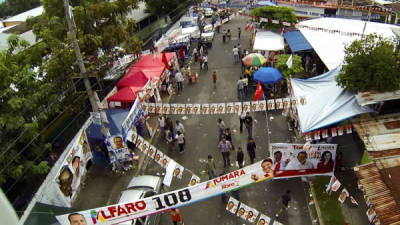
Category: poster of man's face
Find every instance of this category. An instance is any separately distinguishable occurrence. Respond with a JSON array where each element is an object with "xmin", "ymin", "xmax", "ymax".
[
  {"xmin": 201, "ymin": 104, "xmax": 210, "ymax": 114},
  {"xmin": 226, "ymin": 103, "xmax": 234, "ymax": 114},
  {"xmin": 170, "ymin": 104, "xmax": 178, "ymax": 114},
  {"xmin": 188, "ymin": 174, "xmax": 200, "ymax": 186},
  {"xmin": 111, "ymin": 135, "xmax": 124, "ymax": 150},
  {"xmin": 291, "ymin": 98, "xmax": 298, "ymax": 108},
  {"xmin": 300, "ymin": 96, "xmax": 306, "ymax": 105},
  {"xmin": 237, "ymin": 206, "xmax": 248, "ymax": 220},
  {"xmin": 177, "ymin": 104, "xmax": 185, "ymax": 114},
  {"xmin": 267, "ymin": 99, "xmax": 275, "ymax": 110},
  {"xmin": 226, "ymin": 197, "xmax": 239, "ymax": 214},
  {"xmin": 258, "ymin": 100, "xmax": 266, "ymax": 111},
  {"xmin": 136, "ymin": 136, "xmax": 144, "ymax": 148},
  {"xmin": 148, "ymin": 103, "xmax": 155, "ymax": 113},
  {"xmin": 141, "ymin": 102, "xmax": 148, "ymax": 113},
  {"xmin": 210, "ymin": 104, "xmax": 218, "ymax": 114},
  {"xmin": 148, "ymin": 146, "xmax": 156, "ymax": 159},
  {"xmin": 243, "ymin": 102, "xmax": 251, "ymax": 112},
  {"xmin": 173, "ymin": 164, "xmax": 184, "ymax": 178},
  {"xmin": 257, "ymin": 214, "xmax": 271, "ymax": 225},
  {"xmin": 155, "ymin": 103, "xmax": 162, "ymax": 114},
  {"xmin": 163, "ymin": 104, "xmax": 170, "ymax": 114},
  {"xmin": 185, "ymin": 104, "xmax": 192, "ymax": 114},
  {"xmin": 275, "ymin": 99, "xmax": 283, "ymax": 109},
  {"xmin": 192, "ymin": 104, "xmax": 201, "ymax": 114},
  {"xmin": 338, "ymin": 188, "xmax": 349, "ymax": 203},
  {"xmin": 217, "ymin": 103, "xmax": 225, "ymax": 114},
  {"xmin": 141, "ymin": 141, "xmax": 149, "ymax": 154},
  {"xmin": 283, "ymin": 98, "xmax": 290, "ymax": 109},
  {"xmin": 68, "ymin": 213, "xmax": 87, "ymax": 225},
  {"xmin": 234, "ymin": 102, "xmax": 242, "ymax": 113}
]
